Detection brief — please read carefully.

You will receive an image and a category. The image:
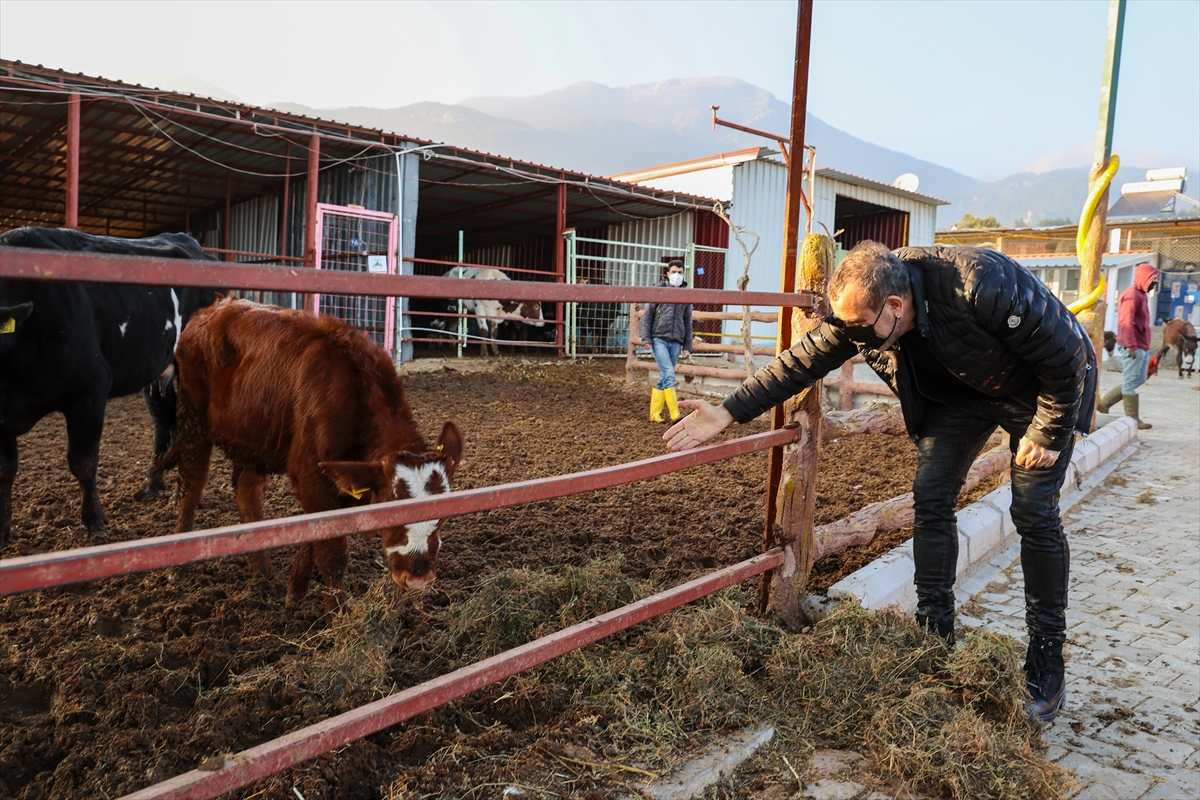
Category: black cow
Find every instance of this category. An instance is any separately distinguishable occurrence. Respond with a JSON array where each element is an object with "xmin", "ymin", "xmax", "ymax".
[{"xmin": 0, "ymin": 226, "xmax": 217, "ymax": 544}]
